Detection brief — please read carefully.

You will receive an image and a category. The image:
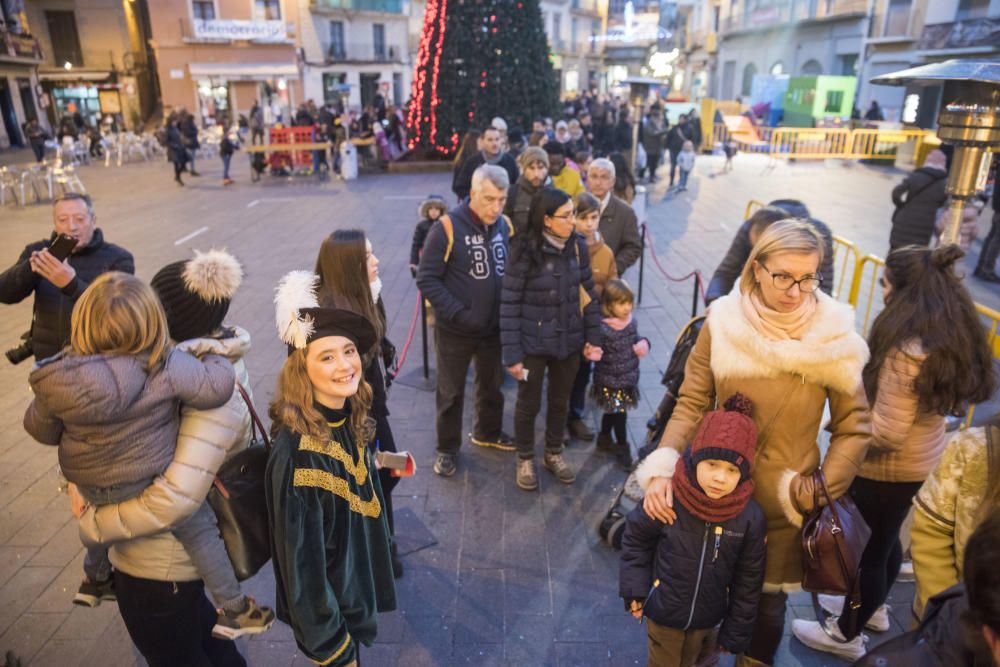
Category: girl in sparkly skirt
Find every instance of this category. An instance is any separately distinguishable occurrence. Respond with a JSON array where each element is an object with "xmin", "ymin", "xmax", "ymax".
[{"xmin": 593, "ymin": 279, "xmax": 650, "ymax": 469}]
